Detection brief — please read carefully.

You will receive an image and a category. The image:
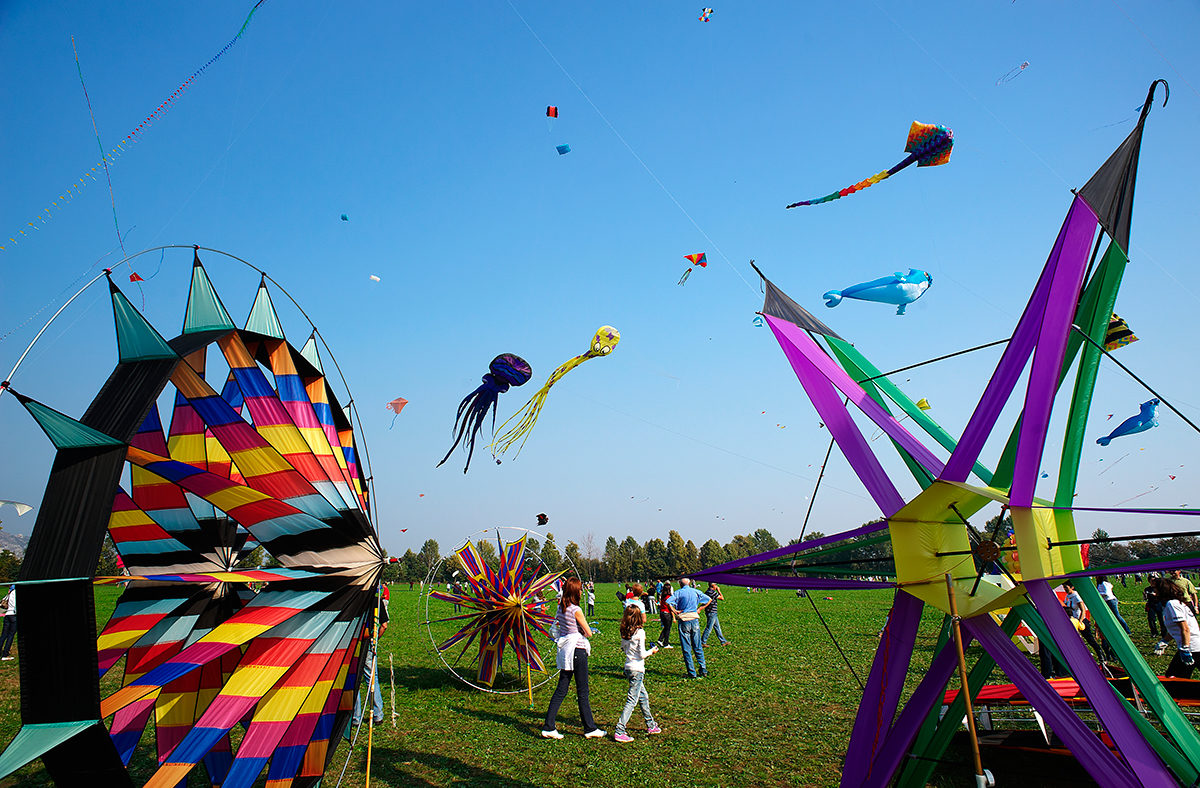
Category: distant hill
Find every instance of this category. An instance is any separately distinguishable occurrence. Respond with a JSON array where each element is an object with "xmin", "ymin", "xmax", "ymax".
[{"xmin": 0, "ymin": 526, "xmax": 29, "ymax": 556}]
